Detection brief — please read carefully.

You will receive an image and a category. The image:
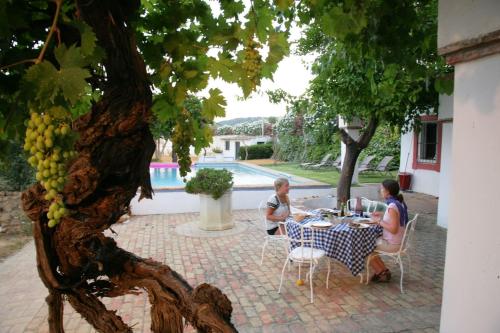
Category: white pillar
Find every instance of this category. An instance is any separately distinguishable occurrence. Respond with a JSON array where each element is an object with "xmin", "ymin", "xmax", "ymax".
[{"xmin": 438, "ymin": 1, "xmax": 500, "ymax": 331}]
